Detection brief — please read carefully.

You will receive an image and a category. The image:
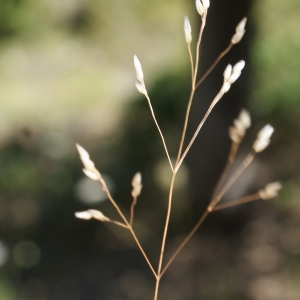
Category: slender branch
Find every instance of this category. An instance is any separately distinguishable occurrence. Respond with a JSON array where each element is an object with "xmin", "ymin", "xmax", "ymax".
[
  {"xmin": 175, "ymin": 19, "xmax": 207, "ymax": 167},
  {"xmin": 208, "ymin": 152, "xmax": 255, "ymax": 211},
  {"xmin": 130, "ymin": 196, "xmax": 137, "ymax": 226},
  {"xmin": 153, "ymin": 277, "xmax": 161, "ymax": 300},
  {"xmin": 161, "ymin": 208, "xmax": 210, "ymax": 276},
  {"xmin": 100, "ymin": 178, "xmax": 157, "ymax": 279},
  {"xmin": 144, "ymin": 92, "xmax": 174, "ymax": 172},
  {"xmin": 213, "ymin": 193, "xmax": 260, "ymax": 211},
  {"xmin": 175, "ymin": 89, "xmax": 225, "ymax": 172},
  {"xmin": 195, "ymin": 42, "xmax": 233, "ymax": 89},
  {"xmin": 188, "ymin": 43, "xmax": 194, "ymax": 80},
  {"xmin": 108, "ymin": 219, "xmax": 129, "ymax": 229},
  {"xmin": 212, "ymin": 142, "xmax": 239, "ymax": 197},
  {"xmin": 193, "ymin": 20, "xmax": 206, "ymax": 88},
  {"xmin": 157, "ymin": 173, "xmax": 176, "ymax": 275}
]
